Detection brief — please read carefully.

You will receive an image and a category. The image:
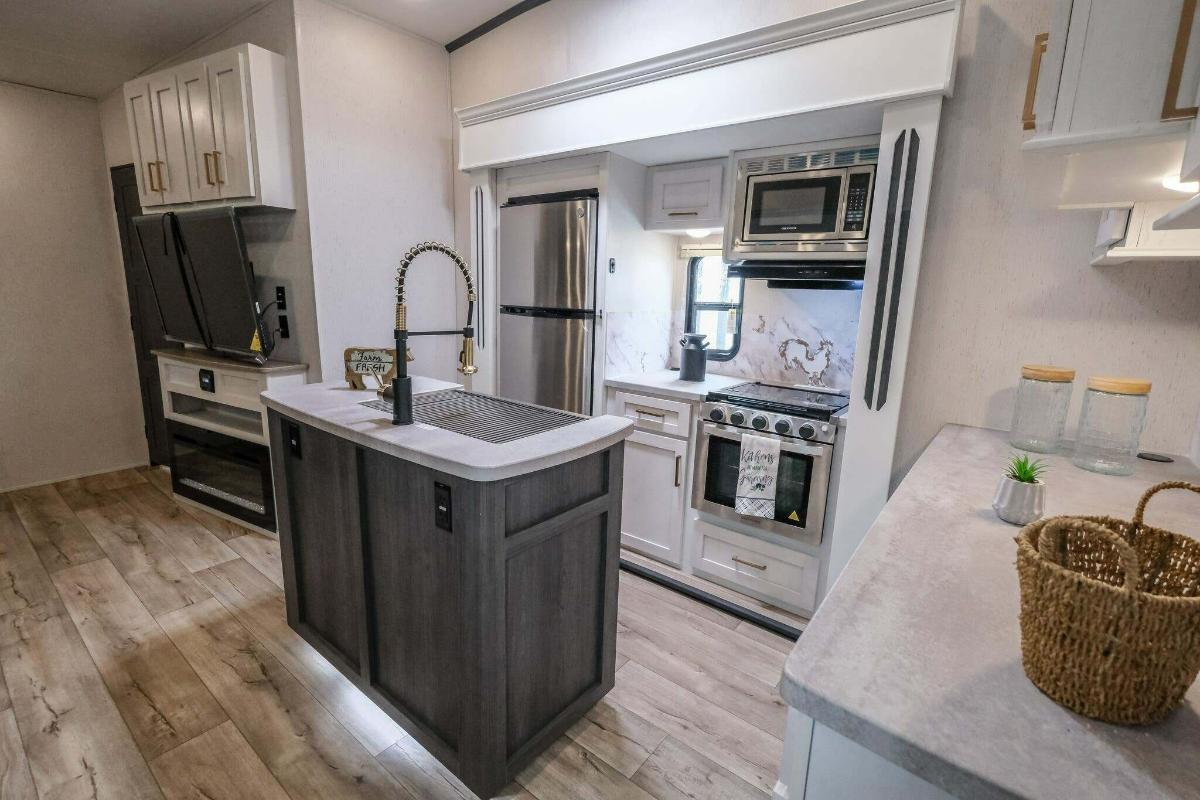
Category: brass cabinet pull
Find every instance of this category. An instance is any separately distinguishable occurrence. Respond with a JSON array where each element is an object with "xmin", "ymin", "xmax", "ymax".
[
  {"xmin": 155, "ymin": 161, "xmax": 167, "ymax": 192},
  {"xmin": 667, "ymin": 211, "xmax": 699, "ymax": 217},
  {"xmin": 1022, "ymin": 32, "xmax": 1049, "ymax": 131},
  {"xmin": 636, "ymin": 408, "xmax": 665, "ymax": 419},
  {"xmin": 212, "ymin": 151, "xmax": 224, "ymax": 184},
  {"xmin": 732, "ymin": 555, "xmax": 767, "ymax": 571},
  {"xmin": 674, "ymin": 455, "xmax": 682, "ymax": 487},
  {"xmin": 203, "ymin": 152, "xmax": 215, "ymax": 186},
  {"xmin": 146, "ymin": 162, "xmax": 159, "ymax": 192},
  {"xmin": 1163, "ymin": 0, "xmax": 1199, "ymax": 120}
]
